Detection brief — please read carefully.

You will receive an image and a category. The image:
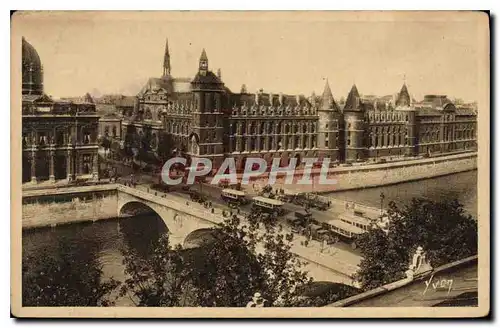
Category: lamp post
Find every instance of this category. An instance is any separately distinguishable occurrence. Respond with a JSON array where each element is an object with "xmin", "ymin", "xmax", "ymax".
[{"xmin": 380, "ymin": 192, "xmax": 385, "ymax": 215}]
